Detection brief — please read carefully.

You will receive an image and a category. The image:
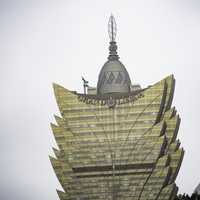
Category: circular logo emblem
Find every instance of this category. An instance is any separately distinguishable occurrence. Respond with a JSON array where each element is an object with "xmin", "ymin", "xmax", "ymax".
[{"xmin": 107, "ymin": 97, "xmax": 116, "ymax": 108}]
